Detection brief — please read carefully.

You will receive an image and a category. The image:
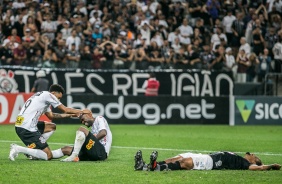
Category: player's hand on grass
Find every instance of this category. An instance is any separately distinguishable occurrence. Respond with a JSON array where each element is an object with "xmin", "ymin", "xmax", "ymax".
[{"xmin": 272, "ymin": 164, "xmax": 281, "ymax": 170}]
